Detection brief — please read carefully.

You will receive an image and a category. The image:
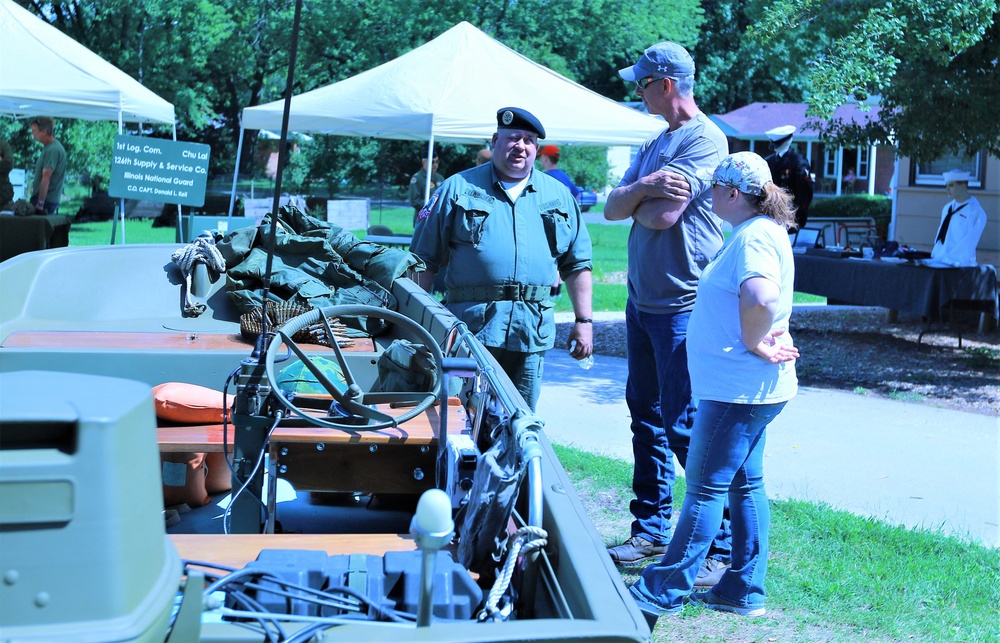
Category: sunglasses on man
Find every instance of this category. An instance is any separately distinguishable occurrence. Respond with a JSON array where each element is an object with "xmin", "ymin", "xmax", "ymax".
[{"xmin": 635, "ymin": 75, "xmax": 674, "ymax": 91}]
